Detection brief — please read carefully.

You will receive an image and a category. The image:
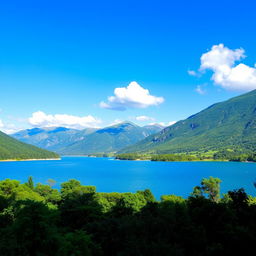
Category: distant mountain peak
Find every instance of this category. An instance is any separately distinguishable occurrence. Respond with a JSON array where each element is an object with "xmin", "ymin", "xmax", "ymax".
[{"xmin": 111, "ymin": 121, "xmax": 138, "ymax": 127}]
